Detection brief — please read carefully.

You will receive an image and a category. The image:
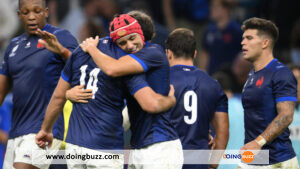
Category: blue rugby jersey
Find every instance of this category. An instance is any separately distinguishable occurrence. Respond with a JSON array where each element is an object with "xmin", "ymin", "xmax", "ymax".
[
  {"xmin": 169, "ymin": 65, "xmax": 228, "ymax": 150},
  {"xmin": 62, "ymin": 37, "xmax": 149, "ymax": 149},
  {"xmin": 242, "ymin": 59, "xmax": 297, "ymax": 164},
  {"xmin": 0, "ymin": 24, "xmax": 78, "ymax": 140},
  {"xmin": 123, "ymin": 42, "xmax": 179, "ymax": 149},
  {"xmin": 169, "ymin": 65, "xmax": 228, "ymax": 169}
]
